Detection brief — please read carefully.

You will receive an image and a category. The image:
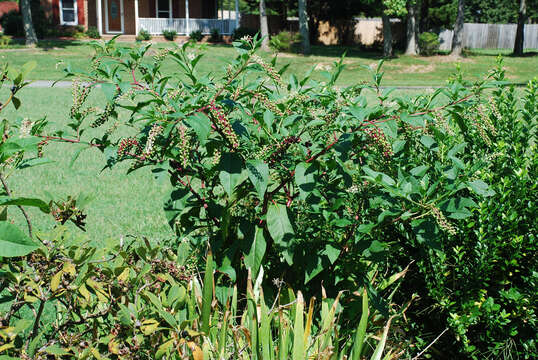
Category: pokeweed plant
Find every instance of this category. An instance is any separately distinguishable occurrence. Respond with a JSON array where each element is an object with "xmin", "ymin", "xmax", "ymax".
[{"xmin": 49, "ymin": 36, "xmax": 498, "ymax": 301}]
